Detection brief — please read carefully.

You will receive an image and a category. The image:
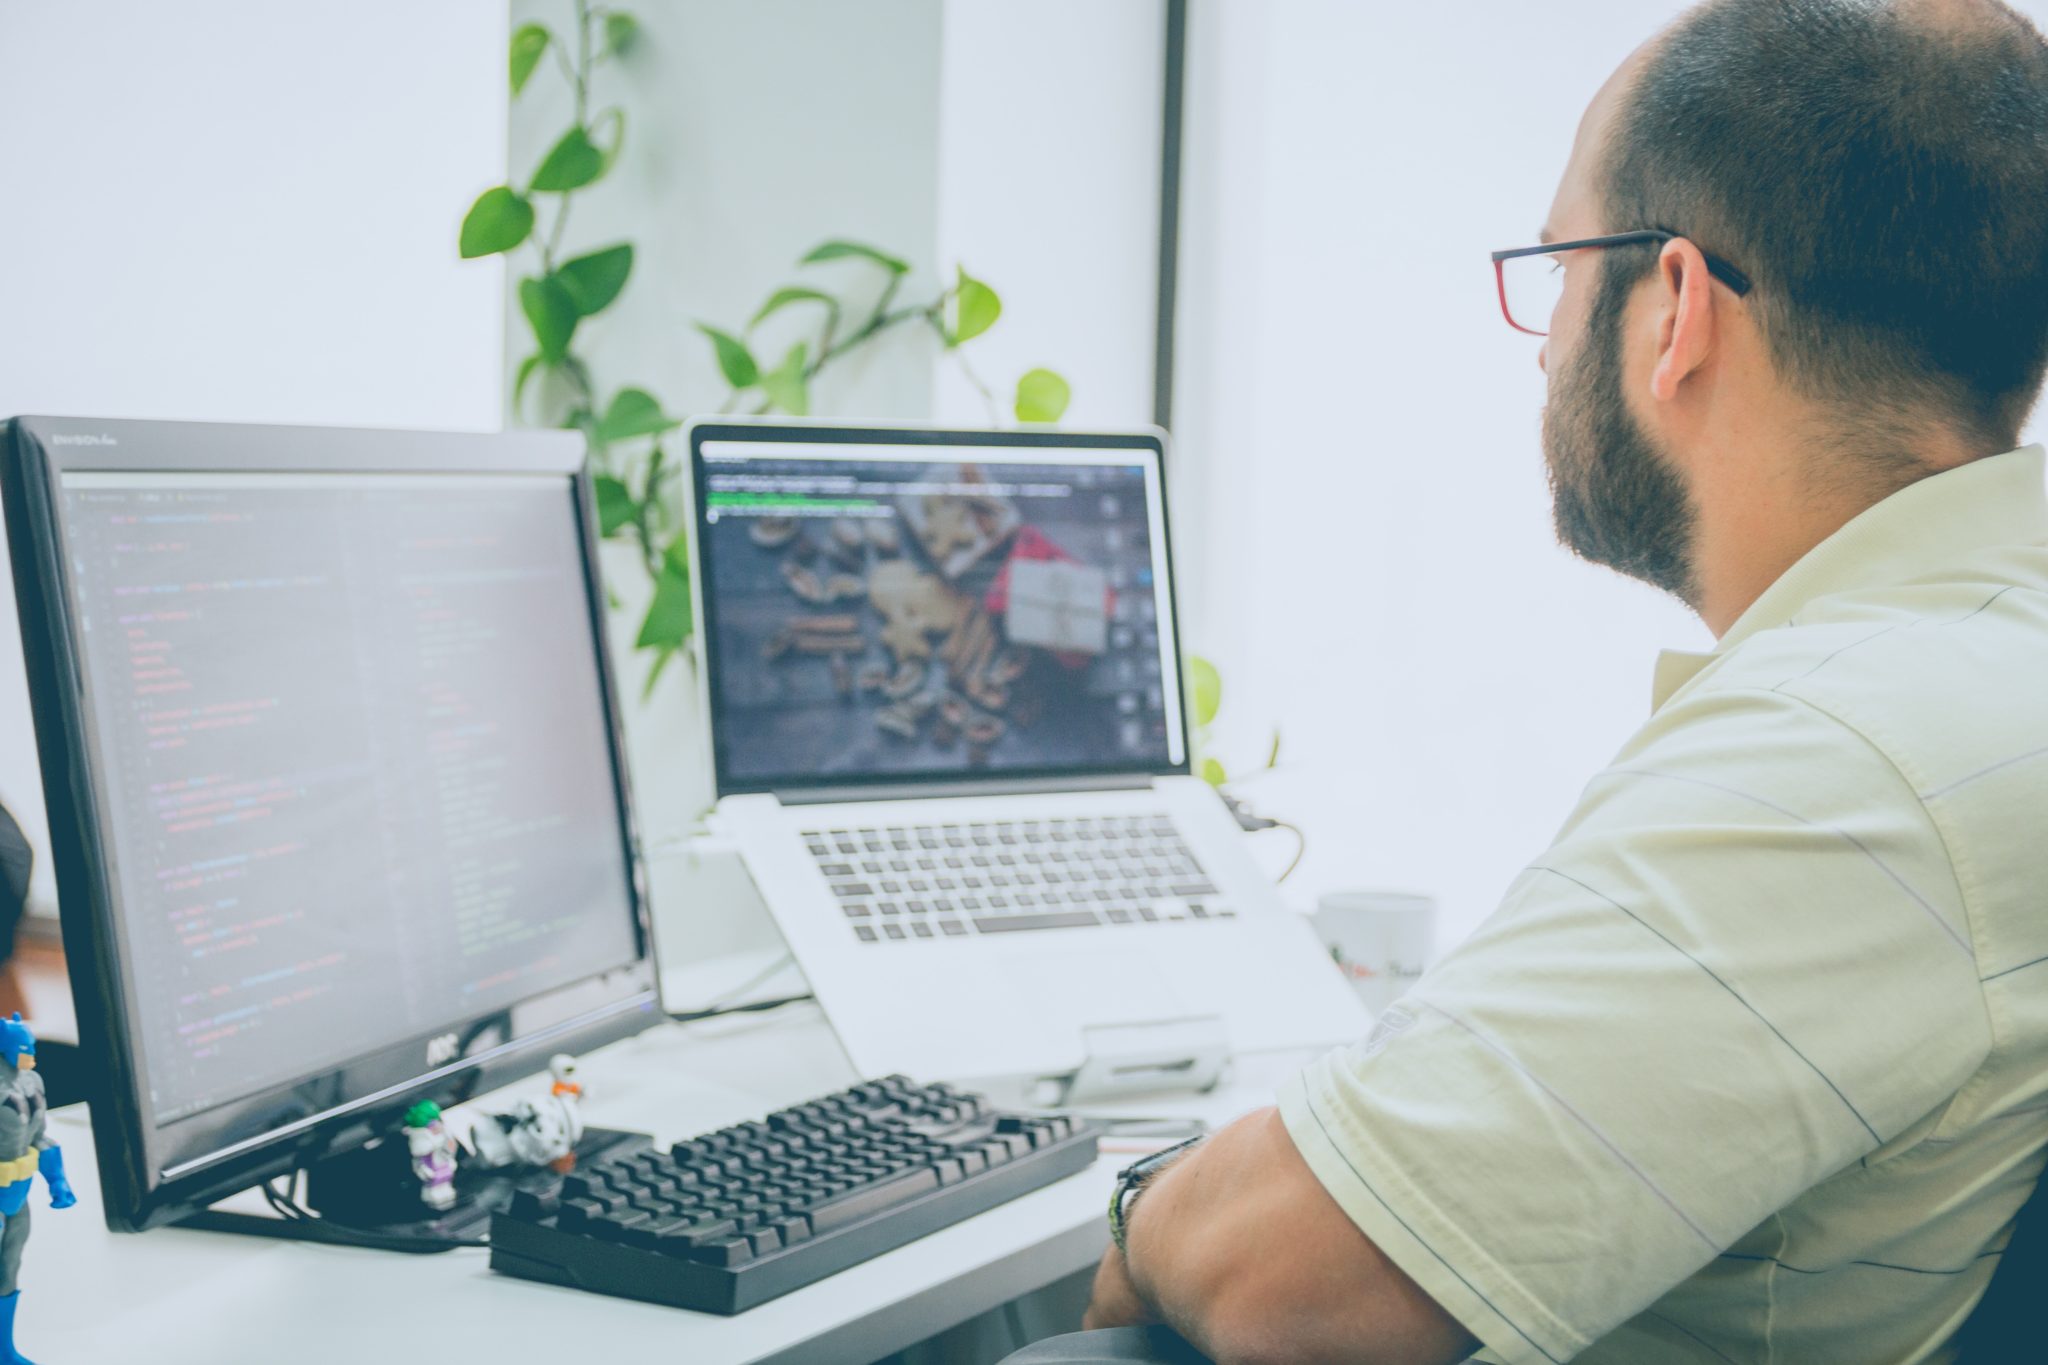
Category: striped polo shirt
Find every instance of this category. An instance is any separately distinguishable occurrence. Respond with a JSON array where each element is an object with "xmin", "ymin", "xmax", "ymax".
[{"xmin": 1281, "ymin": 446, "xmax": 2048, "ymax": 1363}]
